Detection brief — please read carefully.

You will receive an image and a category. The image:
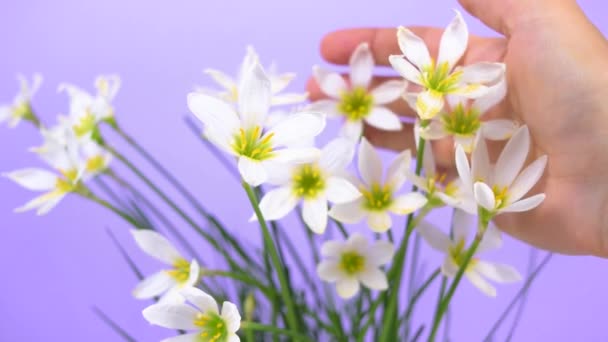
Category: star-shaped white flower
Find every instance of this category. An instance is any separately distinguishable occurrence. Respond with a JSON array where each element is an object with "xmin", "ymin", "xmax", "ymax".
[
  {"xmin": 317, "ymin": 233, "xmax": 394, "ymax": 299},
  {"xmin": 256, "ymin": 138, "xmax": 361, "ymax": 234},
  {"xmin": 188, "ymin": 61, "xmax": 326, "ymax": 186},
  {"xmin": 310, "ymin": 42, "xmax": 406, "ymax": 139},
  {"xmin": 143, "ymin": 287, "xmax": 241, "ymax": 342},
  {"xmin": 407, "ymin": 78, "xmax": 519, "ymax": 152},
  {"xmin": 418, "ymin": 210, "xmax": 521, "ymax": 297},
  {"xmin": 202, "ymin": 45, "xmax": 307, "ymax": 106},
  {"xmin": 389, "ymin": 10, "xmax": 505, "ymax": 120},
  {"xmin": 131, "ymin": 230, "xmax": 200, "ymax": 304},
  {"xmin": 455, "ymin": 125, "xmax": 547, "ymax": 215},
  {"xmin": 329, "ymin": 138, "xmax": 427, "ymax": 232},
  {"xmin": 0, "ymin": 73, "xmax": 42, "ymax": 128}
]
